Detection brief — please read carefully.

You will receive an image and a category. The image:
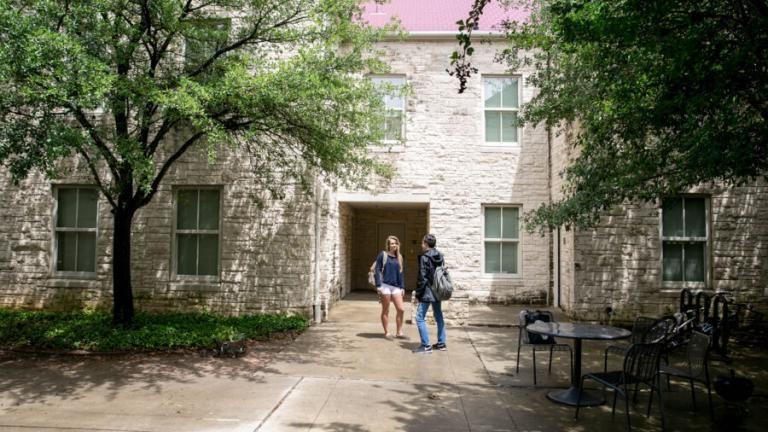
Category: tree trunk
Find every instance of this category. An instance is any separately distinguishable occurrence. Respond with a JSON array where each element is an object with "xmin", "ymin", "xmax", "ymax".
[{"xmin": 112, "ymin": 207, "xmax": 136, "ymax": 325}]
